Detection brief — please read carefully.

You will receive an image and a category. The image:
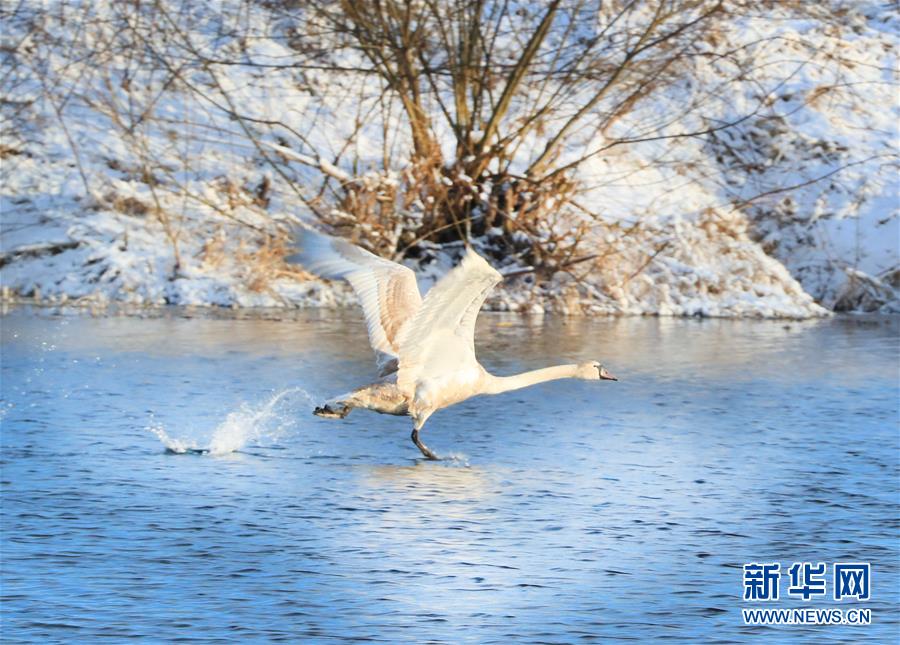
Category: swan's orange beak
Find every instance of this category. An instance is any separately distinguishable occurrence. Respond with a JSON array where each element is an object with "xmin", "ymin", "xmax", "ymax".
[{"xmin": 599, "ymin": 367, "xmax": 618, "ymax": 381}]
